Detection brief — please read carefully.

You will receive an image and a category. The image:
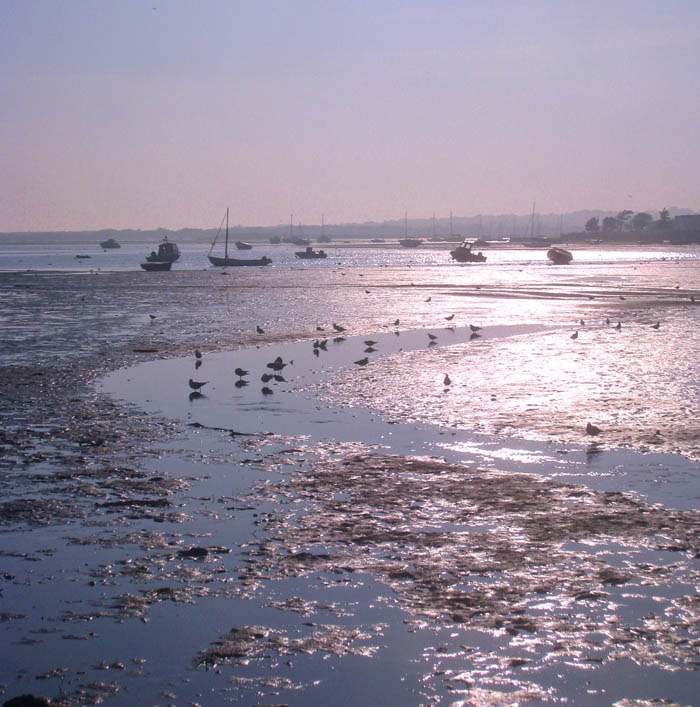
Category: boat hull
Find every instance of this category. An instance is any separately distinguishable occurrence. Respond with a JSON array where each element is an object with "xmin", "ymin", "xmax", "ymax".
[
  {"xmin": 235, "ymin": 241, "xmax": 253, "ymax": 250},
  {"xmin": 140, "ymin": 261, "xmax": 172, "ymax": 271},
  {"xmin": 547, "ymin": 247, "xmax": 573, "ymax": 264},
  {"xmin": 208, "ymin": 255, "xmax": 272, "ymax": 267},
  {"xmin": 399, "ymin": 238, "xmax": 422, "ymax": 248},
  {"xmin": 295, "ymin": 249, "xmax": 327, "ymax": 259}
]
